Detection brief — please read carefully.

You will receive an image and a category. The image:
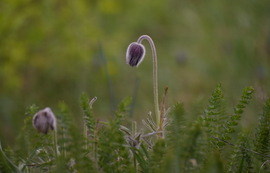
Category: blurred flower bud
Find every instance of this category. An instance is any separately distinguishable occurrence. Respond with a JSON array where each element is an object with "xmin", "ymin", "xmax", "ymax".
[
  {"xmin": 32, "ymin": 107, "xmax": 57, "ymax": 134},
  {"xmin": 126, "ymin": 42, "xmax": 145, "ymax": 67}
]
